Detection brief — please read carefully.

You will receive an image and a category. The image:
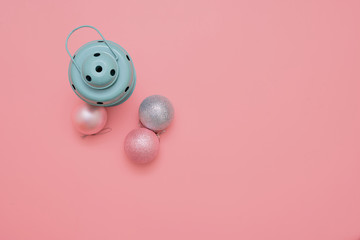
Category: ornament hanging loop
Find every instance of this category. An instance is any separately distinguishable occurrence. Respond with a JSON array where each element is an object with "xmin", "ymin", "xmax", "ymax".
[
  {"xmin": 81, "ymin": 127, "xmax": 112, "ymax": 138},
  {"xmin": 65, "ymin": 25, "xmax": 119, "ymax": 74}
]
